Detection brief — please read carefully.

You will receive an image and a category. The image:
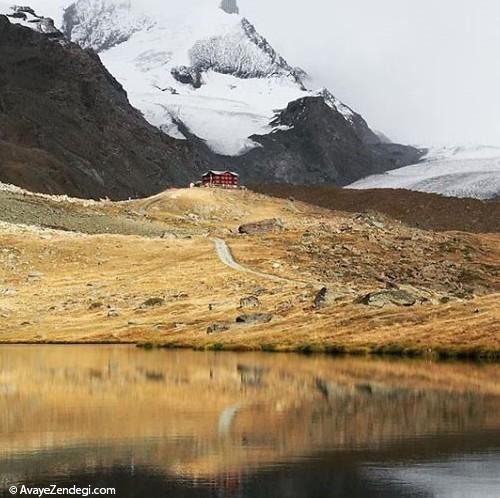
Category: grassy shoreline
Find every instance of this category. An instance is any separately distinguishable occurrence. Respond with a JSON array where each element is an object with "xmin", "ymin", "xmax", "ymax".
[
  {"xmin": 139, "ymin": 341, "xmax": 500, "ymax": 361},
  {"xmin": 1, "ymin": 339, "xmax": 498, "ymax": 361}
]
